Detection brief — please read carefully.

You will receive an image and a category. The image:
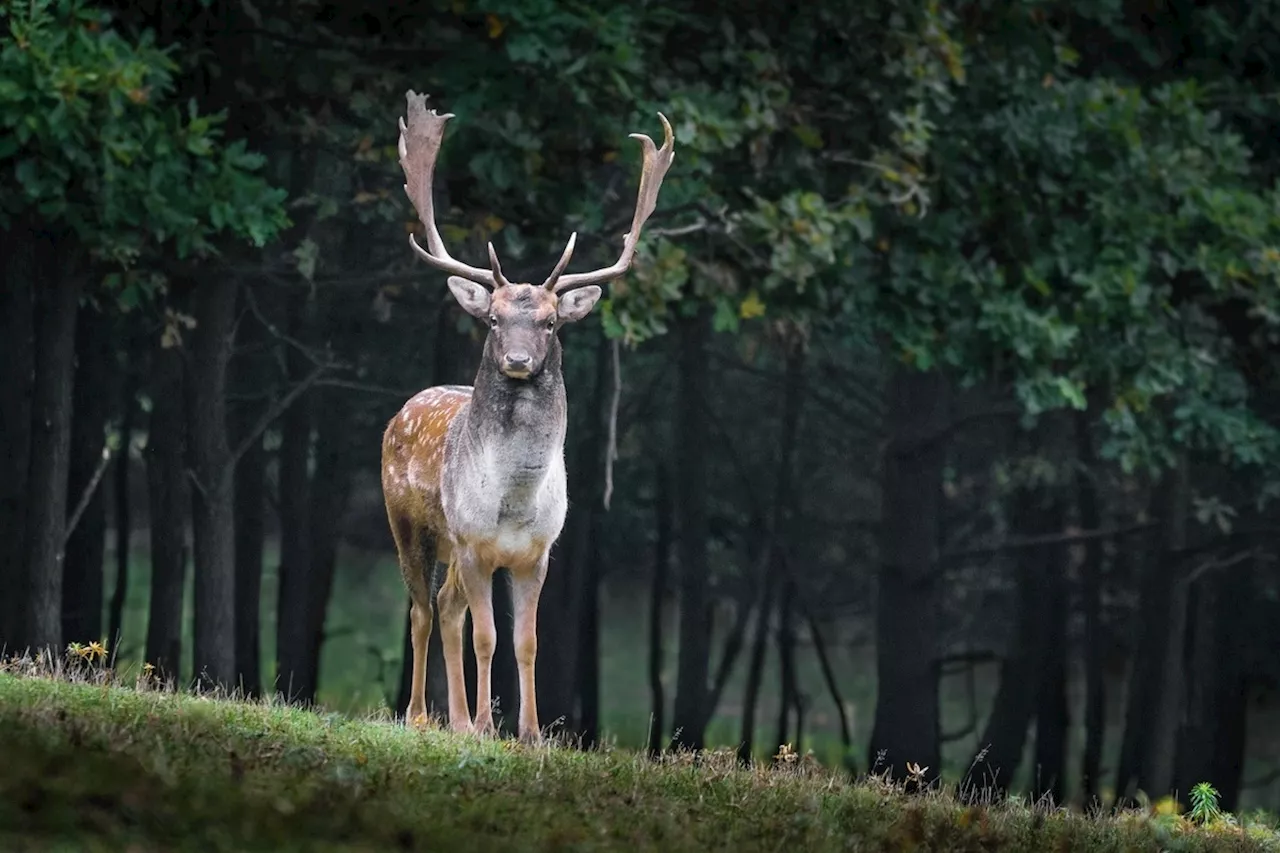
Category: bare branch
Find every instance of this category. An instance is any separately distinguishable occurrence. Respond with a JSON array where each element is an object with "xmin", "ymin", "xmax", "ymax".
[
  {"xmin": 62, "ymin": 446, "xmax": 113, "ymax": 547},
  {"xmin": 602, "ymin": 338, "xmax": 622, "ymax": 511},
  {"xmin": 943, "ymin": 522, "xmax": 1158, "ymax": 562},
  {"xmin": 232, "ymin": 364, "xmax": 327, "ymax": 463}
]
